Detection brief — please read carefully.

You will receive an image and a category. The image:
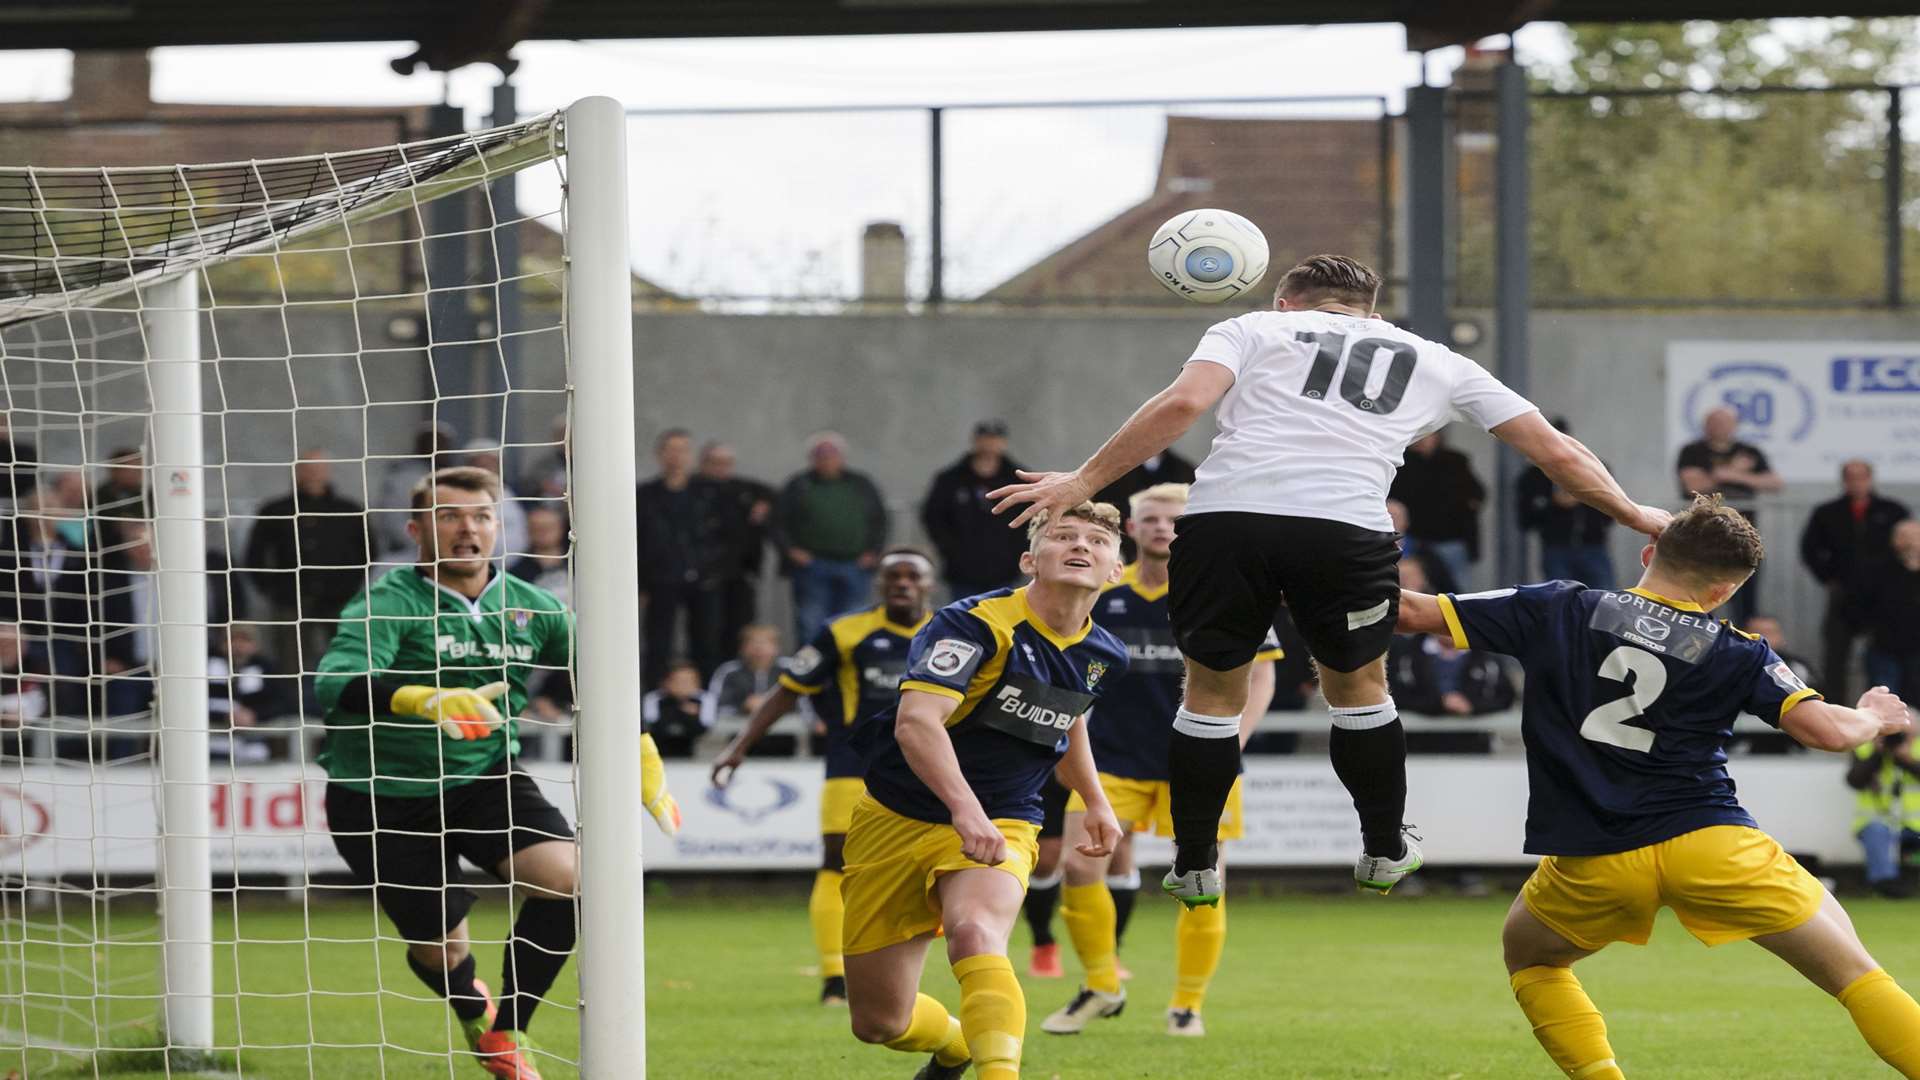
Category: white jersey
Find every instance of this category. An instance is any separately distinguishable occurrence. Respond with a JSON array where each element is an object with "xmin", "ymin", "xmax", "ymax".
[{"xmin": 1183, "ymin": 310, "xmax": 1536, "ymax": 532}]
